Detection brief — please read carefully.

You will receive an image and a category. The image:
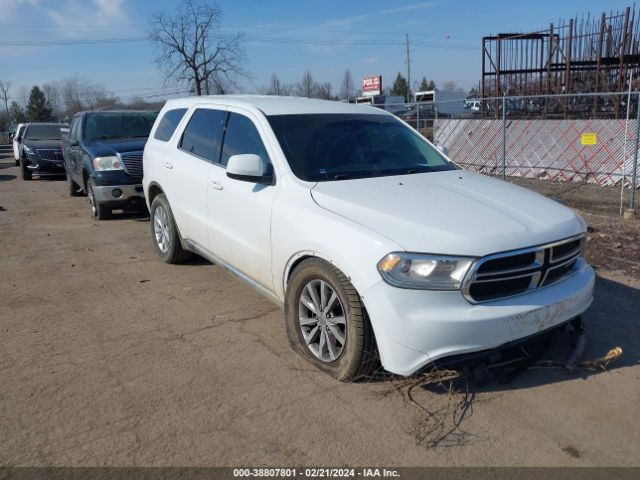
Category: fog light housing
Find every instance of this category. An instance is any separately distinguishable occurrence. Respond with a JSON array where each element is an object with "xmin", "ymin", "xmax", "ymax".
[{"xmin": 112, "ymin": 188, "xmax": 123, "ymax": 198}]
